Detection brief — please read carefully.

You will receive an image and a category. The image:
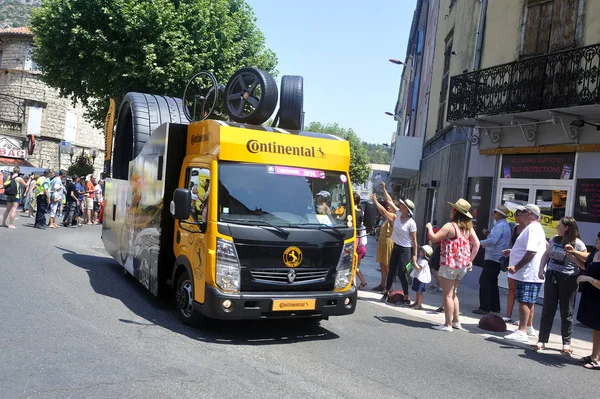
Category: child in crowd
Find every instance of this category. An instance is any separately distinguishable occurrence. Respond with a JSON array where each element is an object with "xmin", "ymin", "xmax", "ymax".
[{"xmin": 410, "ymin": 245, "xmax": 433, "ymax": 310}]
